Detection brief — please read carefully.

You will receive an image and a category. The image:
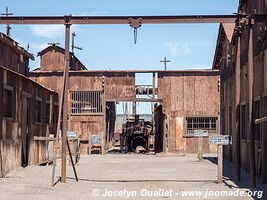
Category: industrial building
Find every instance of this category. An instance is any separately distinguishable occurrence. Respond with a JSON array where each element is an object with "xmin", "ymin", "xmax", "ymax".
[{"xmin": 213, "ymin": 0, "xmax": 267, "ymax": 184}]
